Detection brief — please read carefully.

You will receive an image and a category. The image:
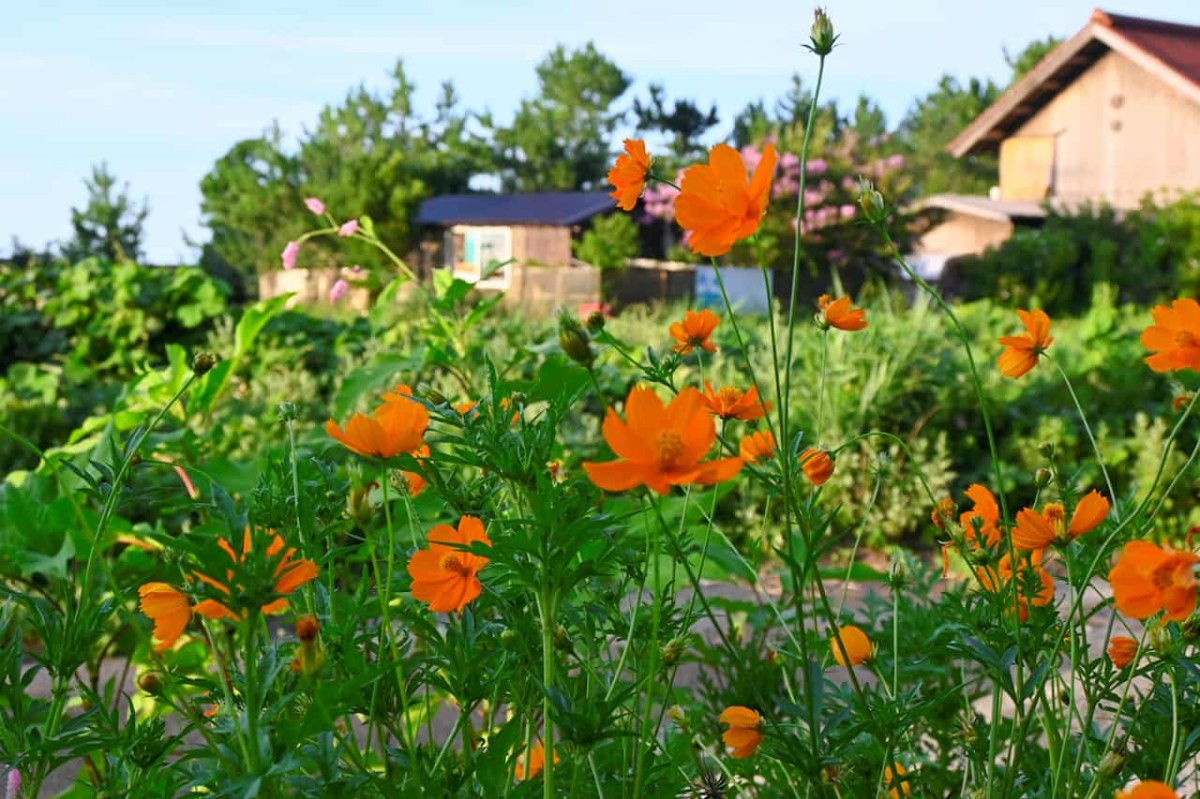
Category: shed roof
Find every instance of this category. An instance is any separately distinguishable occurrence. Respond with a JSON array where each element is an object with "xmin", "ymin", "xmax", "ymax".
[
  {"xmin": 416, "ymin": 192, "xmax": 615, "ymax": 226},
  {"xmin": 919, "ymin": 194, "xmax": 1048, "ymax": 223},
  {"xmin": 948, "ymin": 8, "xmax": 1200, "ymax": 157}
]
